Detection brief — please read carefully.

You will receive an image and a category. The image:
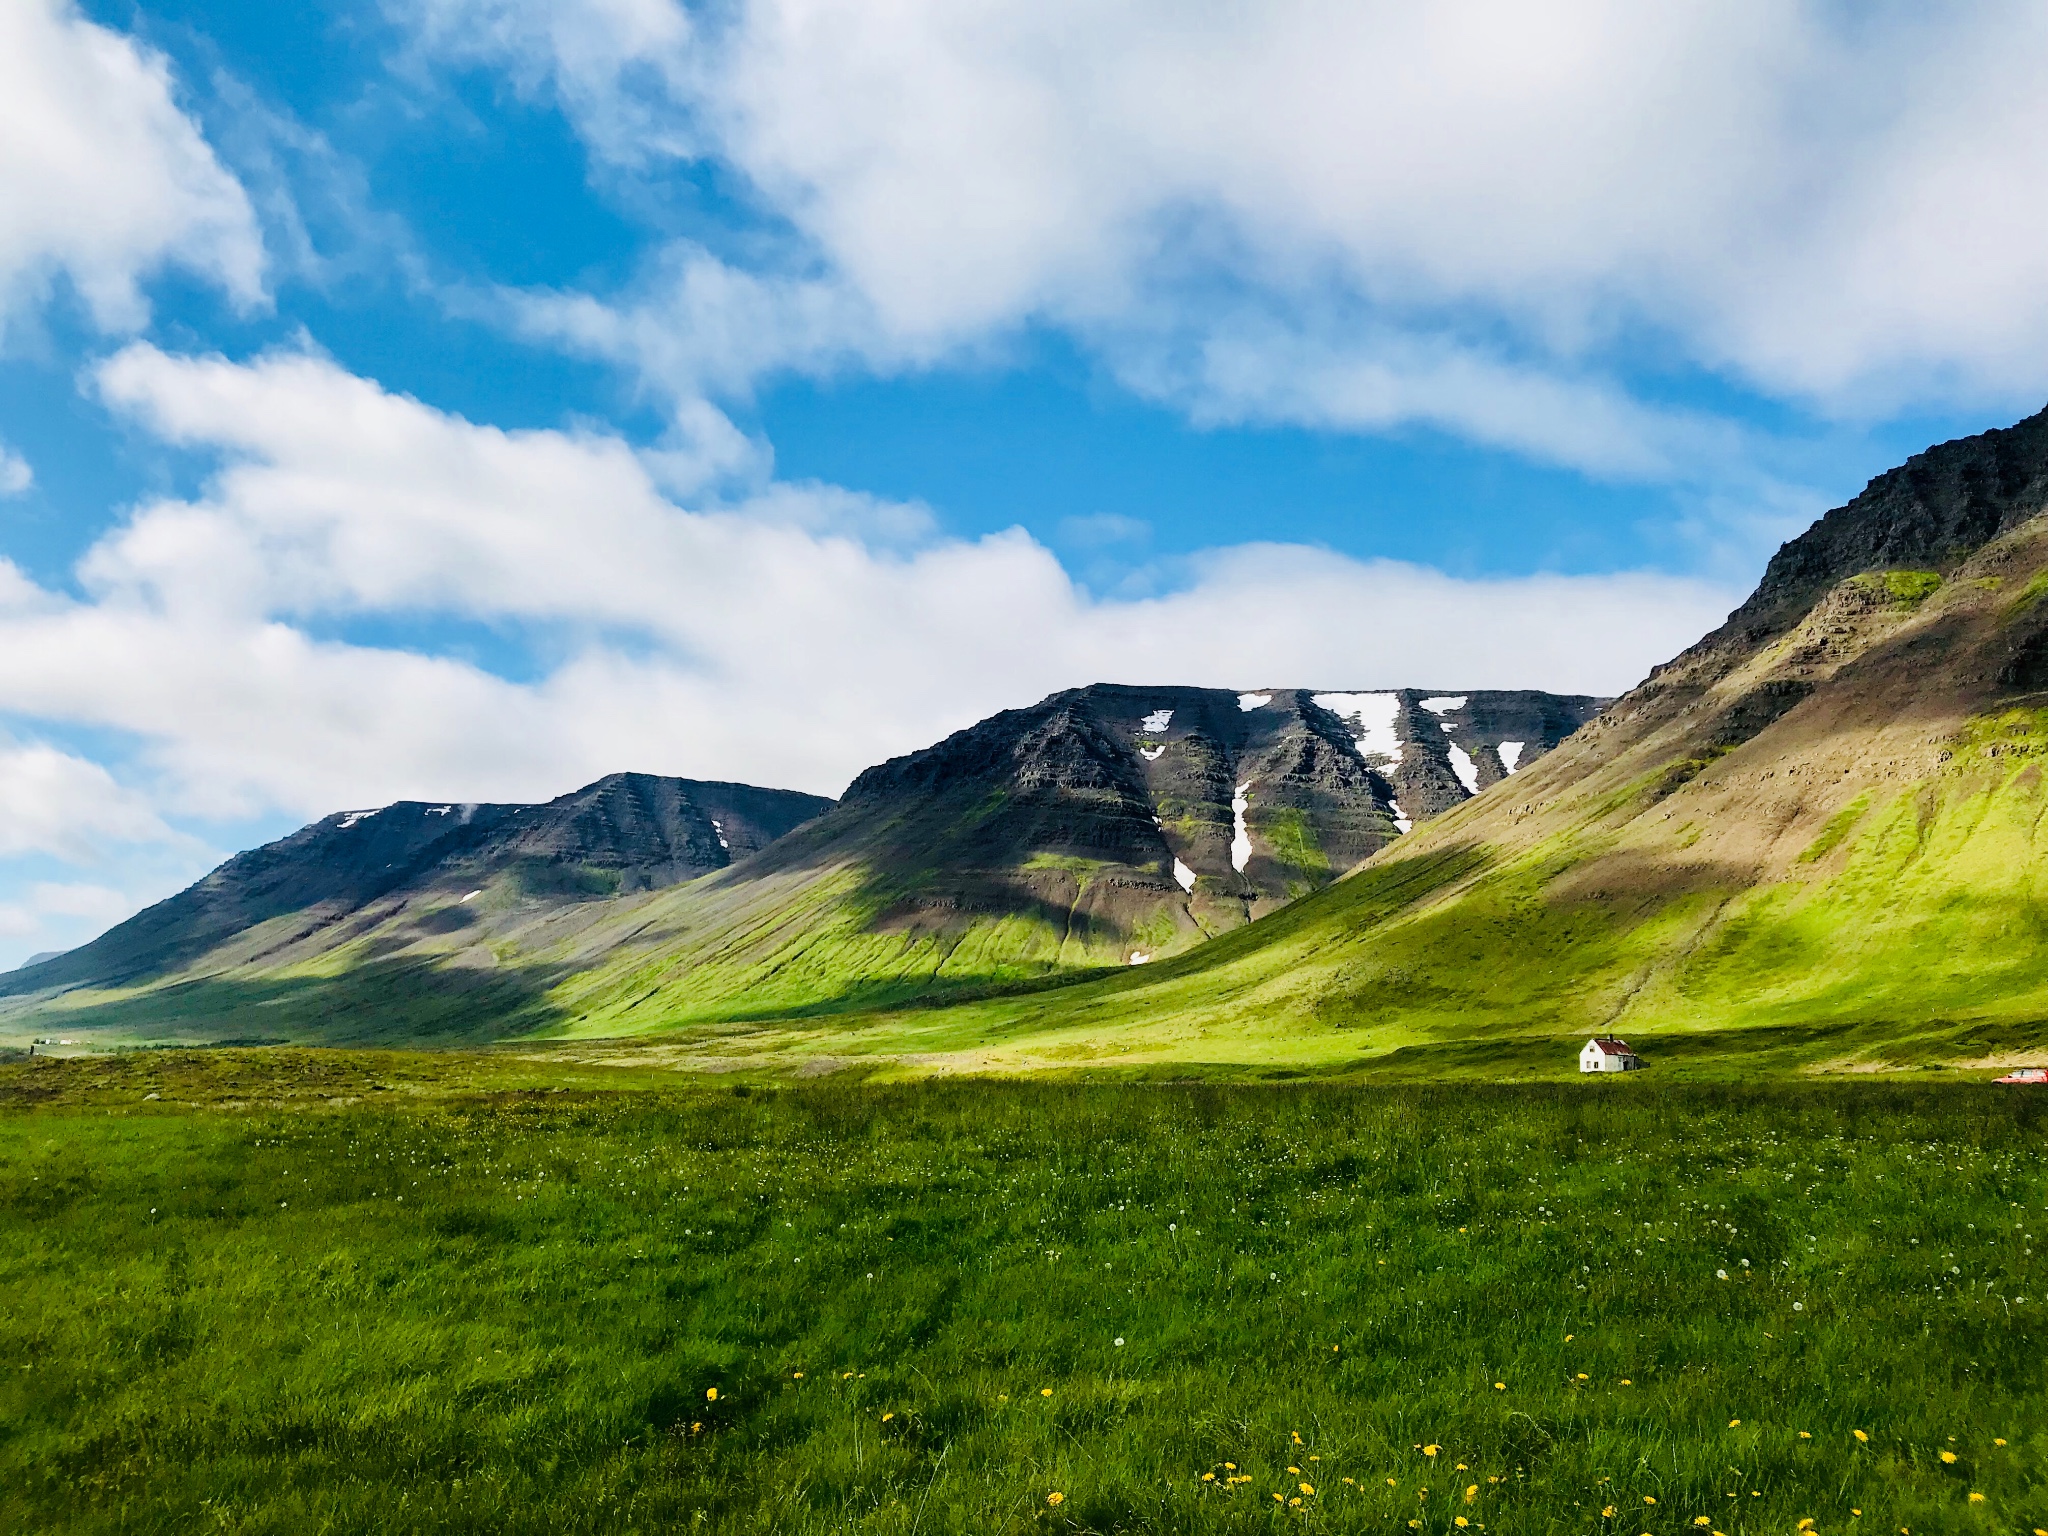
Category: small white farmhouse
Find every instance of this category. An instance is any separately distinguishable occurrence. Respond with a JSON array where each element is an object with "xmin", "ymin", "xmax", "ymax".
[{"xmin": 1579, "ymin": 1037, "xmax": 1642, "ymax": 1073}]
